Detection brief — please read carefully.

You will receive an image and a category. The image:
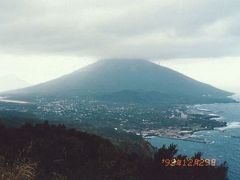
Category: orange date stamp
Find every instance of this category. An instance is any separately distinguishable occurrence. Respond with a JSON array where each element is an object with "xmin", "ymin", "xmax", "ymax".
[{"xmin": 161, "ymin": 158, "xmax": 216, "ymax": 167}]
